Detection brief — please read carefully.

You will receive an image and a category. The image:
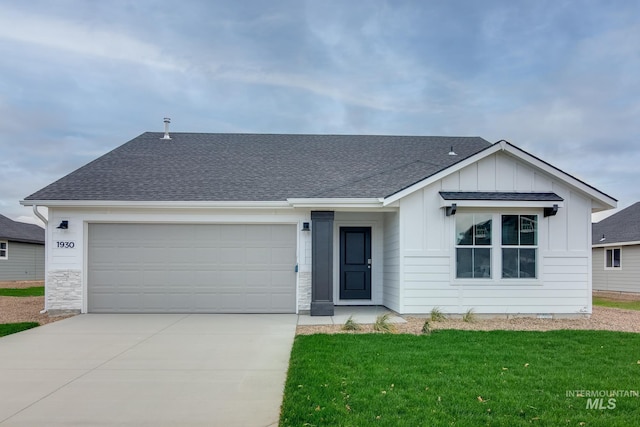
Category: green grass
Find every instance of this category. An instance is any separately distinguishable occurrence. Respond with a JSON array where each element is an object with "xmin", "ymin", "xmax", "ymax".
[
  {"xmin": 593, "ymin": 297, "xmax": 640, "ymax": 311},
  {"xmin": 280, "ymin": 331, "xmax": 640, "ymax": 426},
  {"xmin": 0, "ymin": 287, "xmax": 45, "ymax": 297},
  {"xmin": 0, "ymin": 322, "xmax": 39, "ymax": 337}
]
